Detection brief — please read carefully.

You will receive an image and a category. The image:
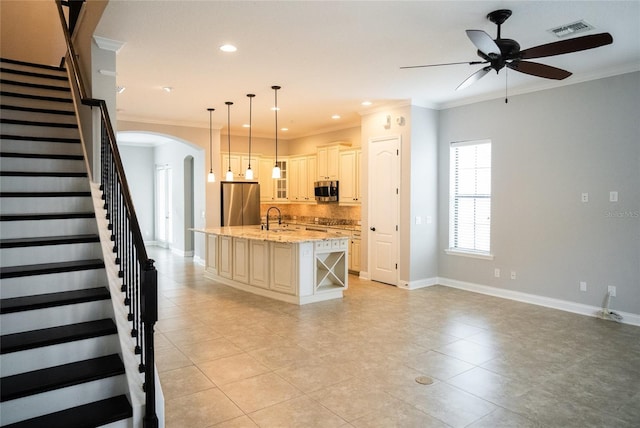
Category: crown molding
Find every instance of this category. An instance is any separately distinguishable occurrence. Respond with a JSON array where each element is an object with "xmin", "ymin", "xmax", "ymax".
[{"xmin": 93, "ymin": 36, "xmax": 126, "ymax": 53}]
